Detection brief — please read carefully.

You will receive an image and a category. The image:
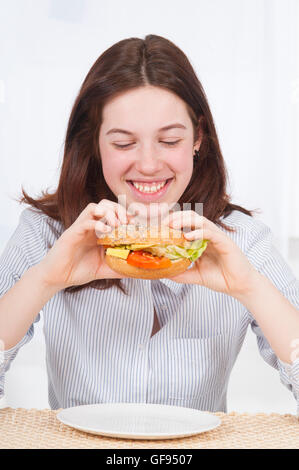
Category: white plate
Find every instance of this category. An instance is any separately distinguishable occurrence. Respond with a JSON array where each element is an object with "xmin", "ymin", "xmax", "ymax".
[{"xmin": 56, "ymin": 403, "xmax": 221, "ymax": 440}]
